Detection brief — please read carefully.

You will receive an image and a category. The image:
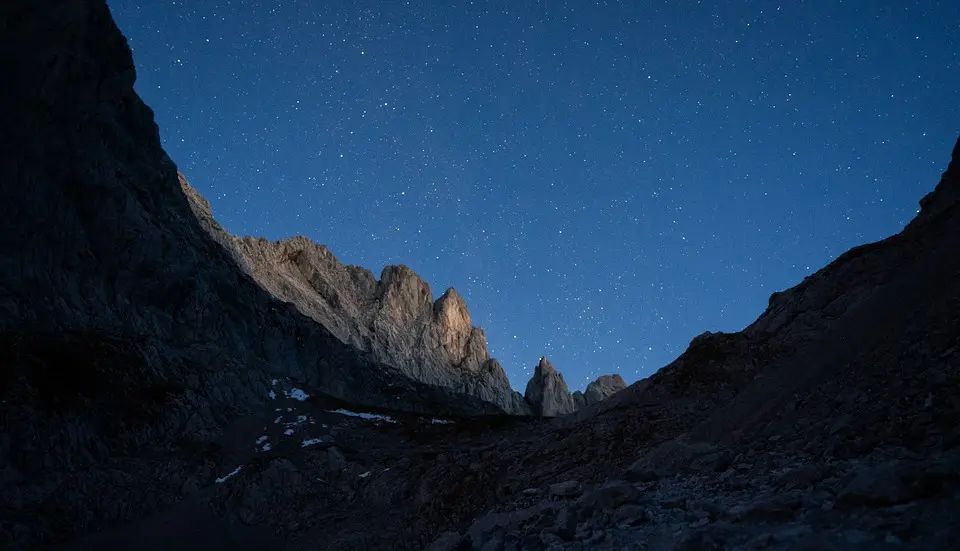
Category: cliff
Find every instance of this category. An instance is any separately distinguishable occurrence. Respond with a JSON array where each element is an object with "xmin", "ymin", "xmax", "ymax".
[{"xmin": 182, "ymin": 175, "xmax": 530, "ymax": 415}]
